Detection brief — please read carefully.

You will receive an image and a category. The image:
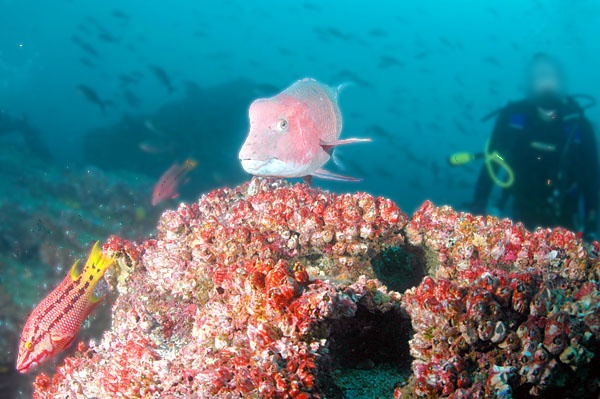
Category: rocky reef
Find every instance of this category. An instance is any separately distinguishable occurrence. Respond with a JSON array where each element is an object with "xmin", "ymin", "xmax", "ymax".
[
  {"xmin": 400, "ymin": 202, "xmax": 600, "ymax": 398},
  {"xmin": 27, "ymin": 178, "xmax": 600, "ymax": 398},
  {"xmin": 31, "ymin": 178, "xmax": 413, "ymax": 398}
]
